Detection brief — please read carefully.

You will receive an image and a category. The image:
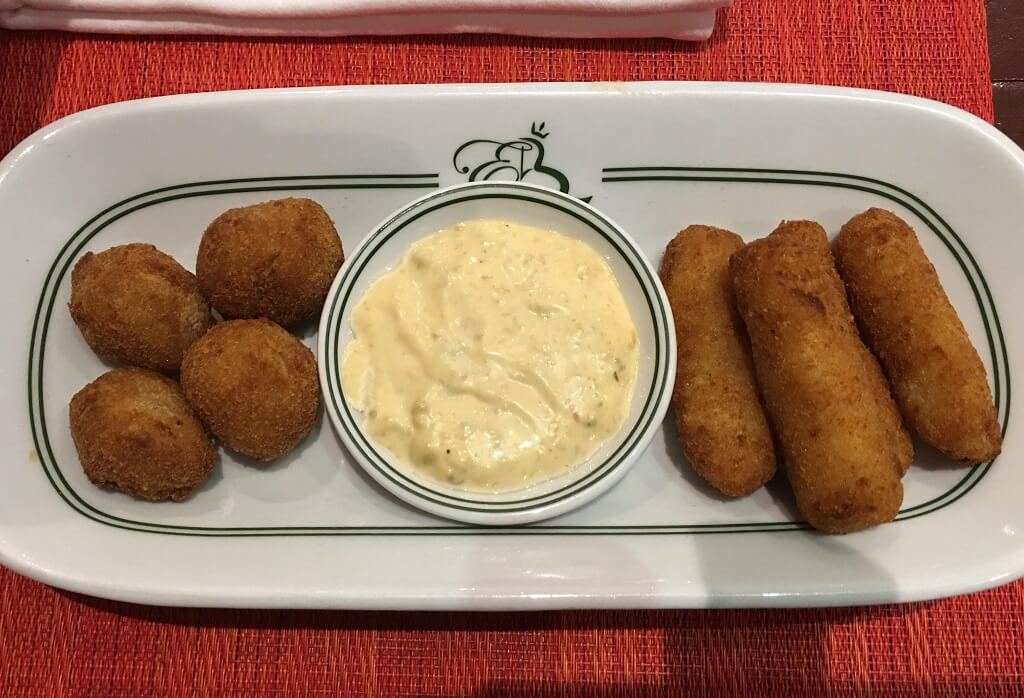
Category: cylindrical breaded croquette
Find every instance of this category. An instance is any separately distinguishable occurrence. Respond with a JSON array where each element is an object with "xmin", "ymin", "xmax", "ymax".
[
  {"xmin": 834, "ymin": 209, "xmax": 1001, "ymax": 465},
  {"xmin": 196, "ymin": 198, "xmax": 344, "ymax": 327},
  {"xmin": 659, "ymin": 225, "xmax": 776, "ymax": 497},
  {"xmin": 70, "ymin": 243, "xmax": 215, "ymax": 372},
  {"xmin": 180, "ymin": 319, "xmax": 320, "ymax": 461},
  {"xmin": 70, "ymin": 368, "xmax": 217, "ymax": 501},
  {"xmin": 731, "ymin": 221, "xmax": 912, "ymax": 534}
]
